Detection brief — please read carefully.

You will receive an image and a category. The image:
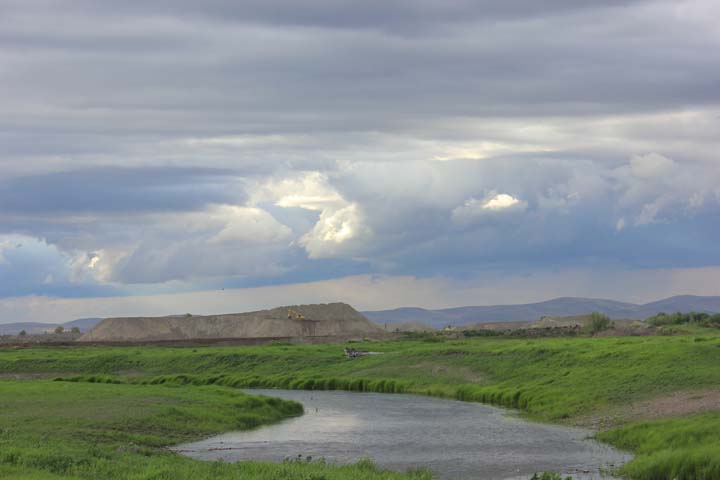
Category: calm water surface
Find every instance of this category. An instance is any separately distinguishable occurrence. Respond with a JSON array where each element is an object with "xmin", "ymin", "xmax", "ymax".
[{"xmin": 175, "ymin": 389, "xmax": 630, "ymax": 480}]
